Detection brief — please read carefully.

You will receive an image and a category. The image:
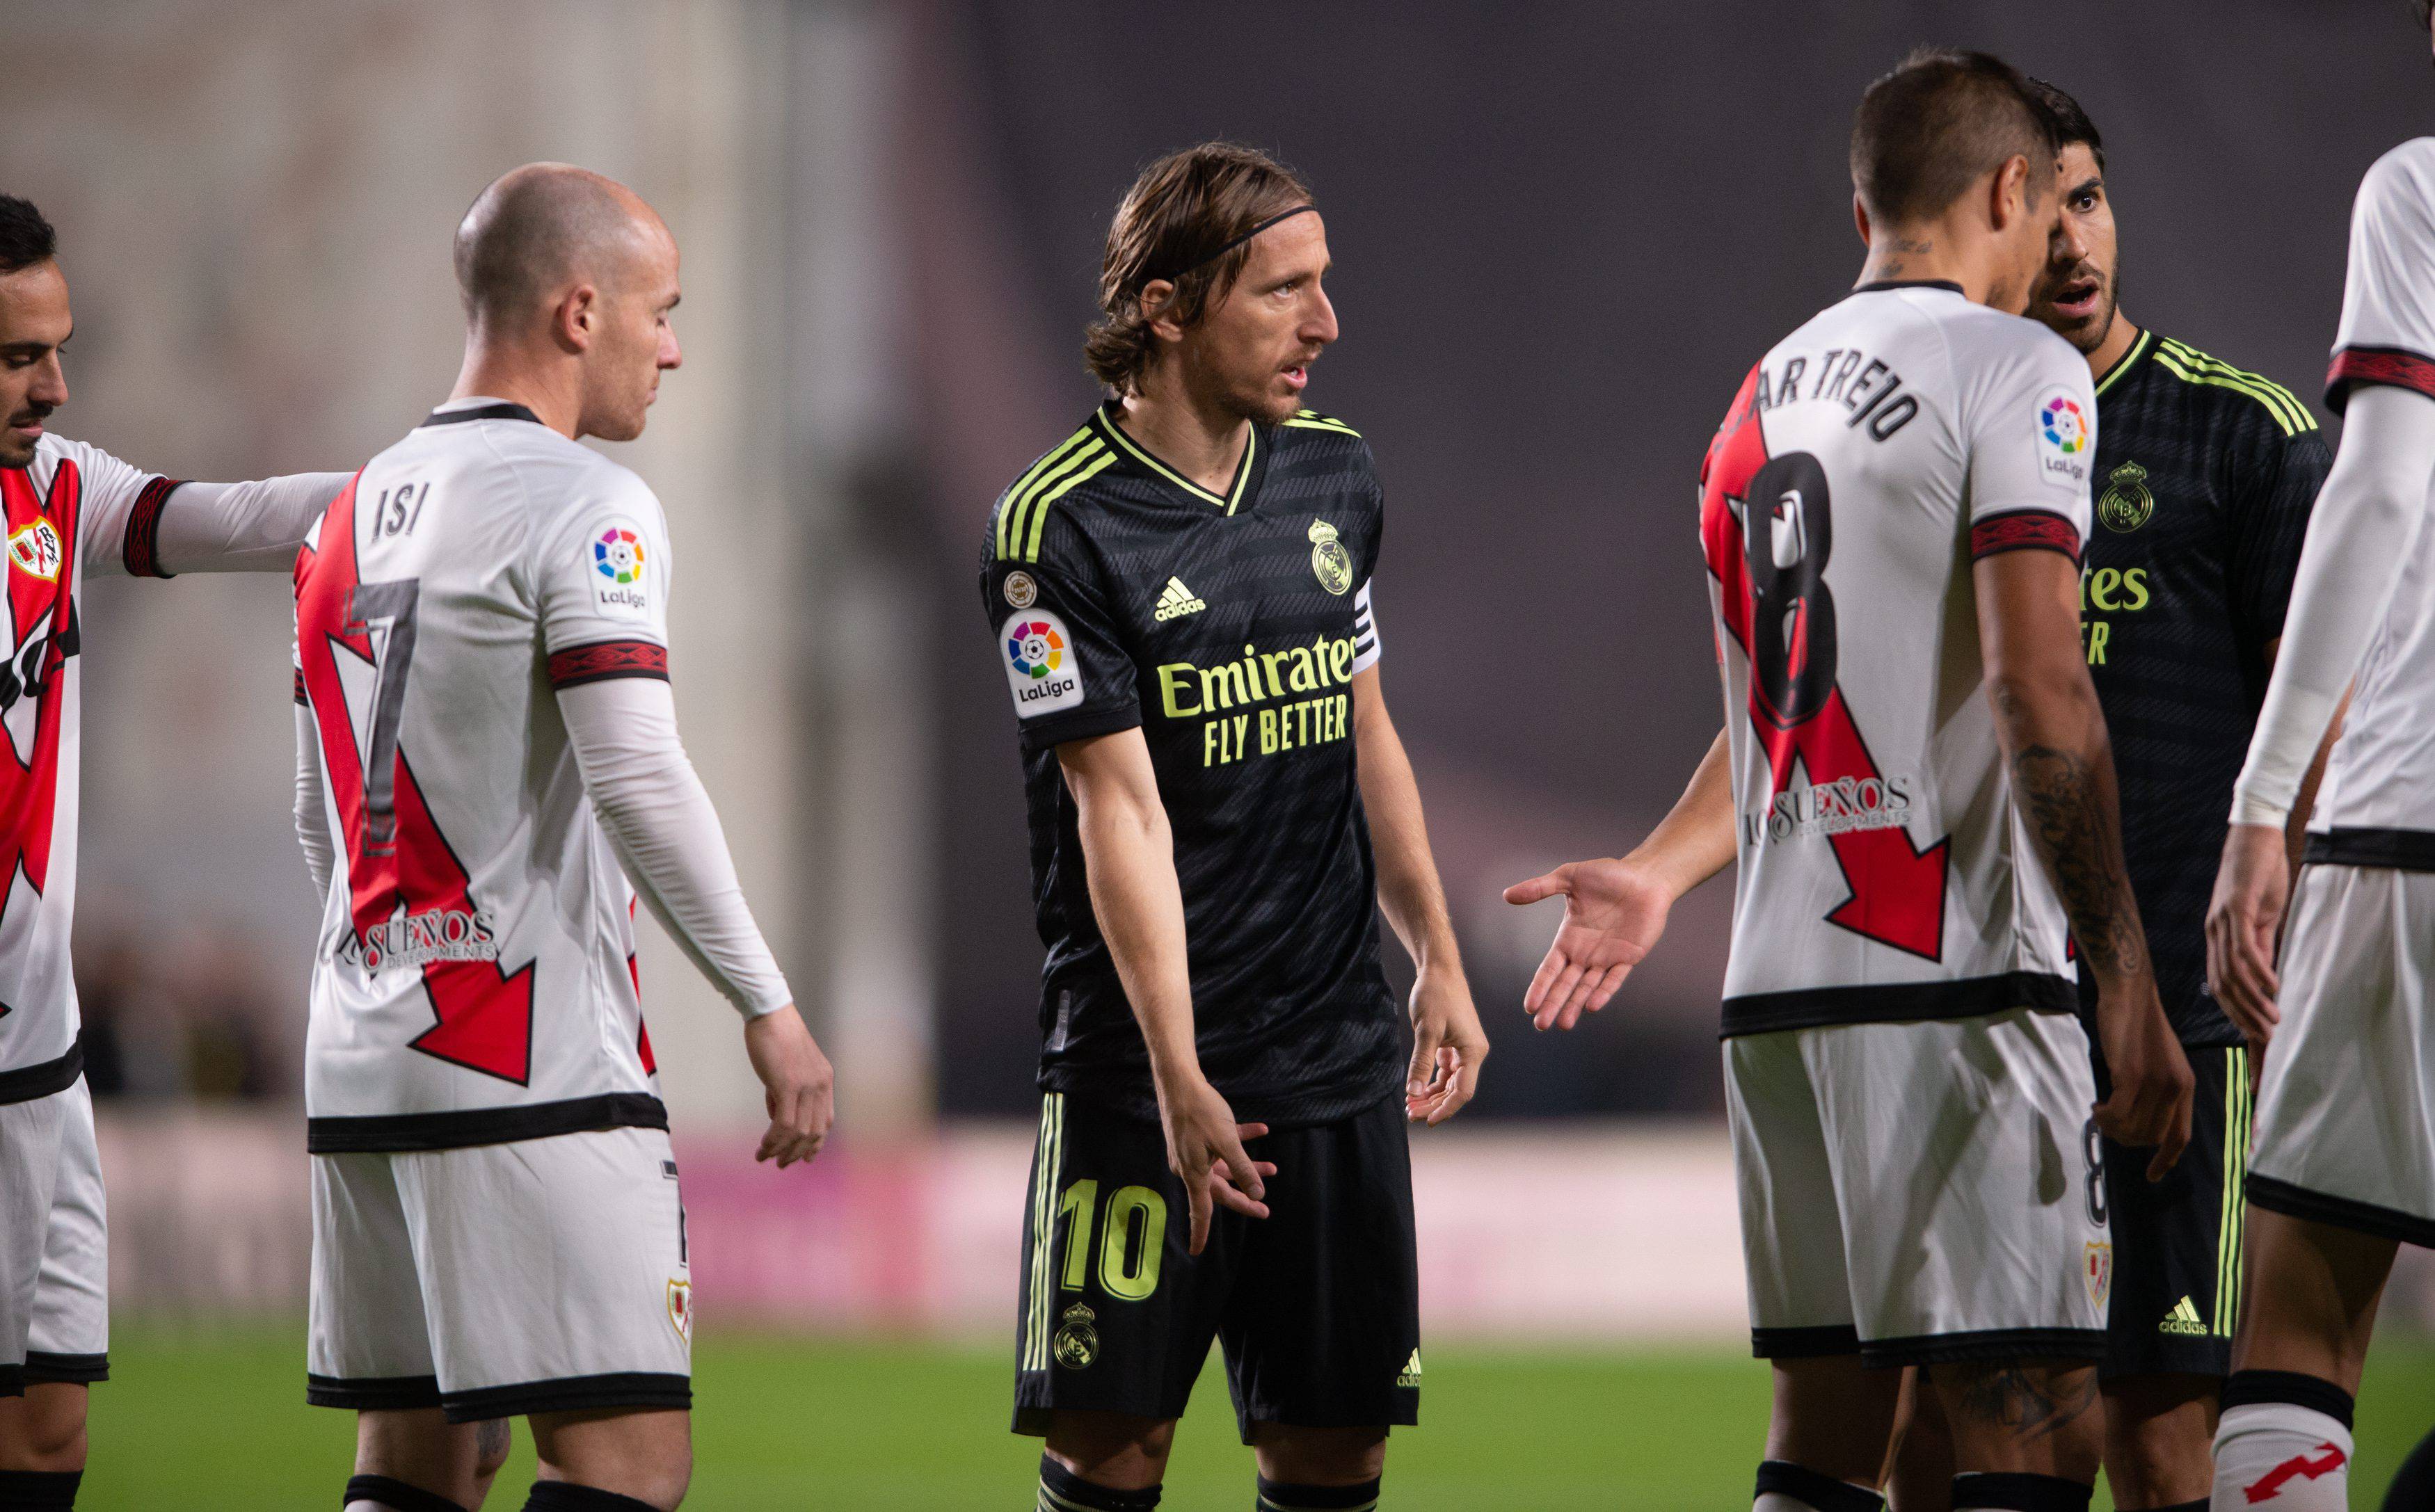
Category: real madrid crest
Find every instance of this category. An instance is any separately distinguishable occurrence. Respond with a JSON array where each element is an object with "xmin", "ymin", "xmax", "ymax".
[
  {"xmin": 1053, "ymin": 1303, "xmax": 1099, "ymax": 1369},
  {"xmin": 2098, "ymin": 460, "xmax": 2153, "ymax": 533},
  {"xmin": 1308, "ymin": 518, "xmax": 1352, "ymax": 595}
]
